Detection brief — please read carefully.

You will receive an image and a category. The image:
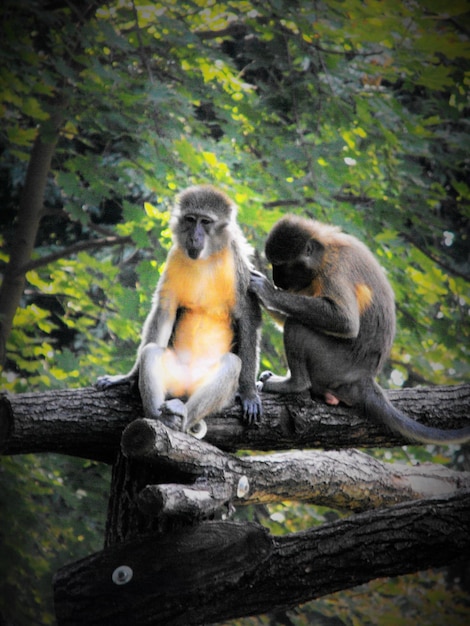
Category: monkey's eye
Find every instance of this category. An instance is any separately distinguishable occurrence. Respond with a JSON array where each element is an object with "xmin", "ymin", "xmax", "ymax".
[
  {"xmin": 201, "ymin": 217, "xmax": 213, "ymax": 226},
  {"xmin": 184, "ymin": 215, "xmax": 197, "ymax": 223}
]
